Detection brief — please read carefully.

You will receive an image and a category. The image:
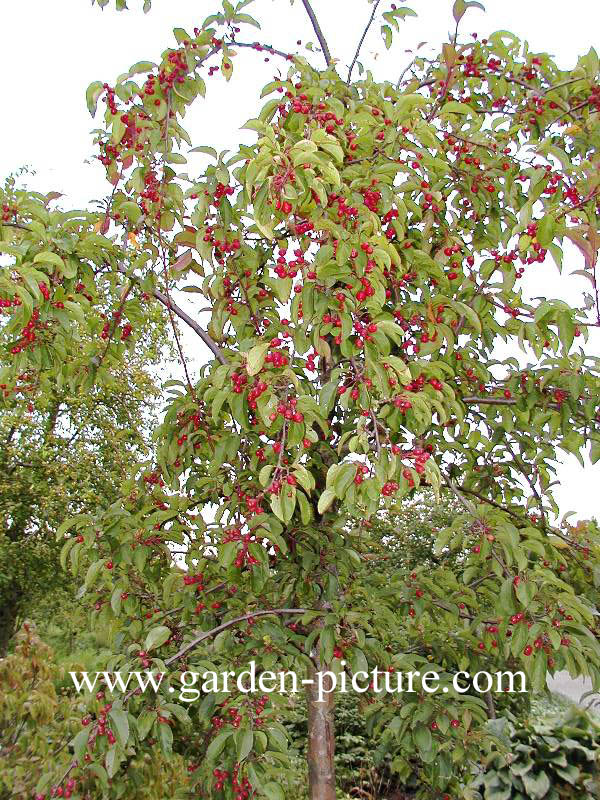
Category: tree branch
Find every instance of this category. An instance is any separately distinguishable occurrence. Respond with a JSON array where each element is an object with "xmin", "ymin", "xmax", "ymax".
[
  {"xmin": 347, "ymin": 0, "xmax": 380, "ymax": 82},
  {"xmin": 301, "ymin": 0, "xmax": 332, "ymax": 67},
  {"xmin": 164, "ymin": 608, "xmax": 309, "ymax": 666},
  {"xmin": 153, "ymin": 285, "xmax": 228, "ymax": 365},
  {"xmin": 116, "ymin": 265, "xmax": 228, "ymax": 365}
]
